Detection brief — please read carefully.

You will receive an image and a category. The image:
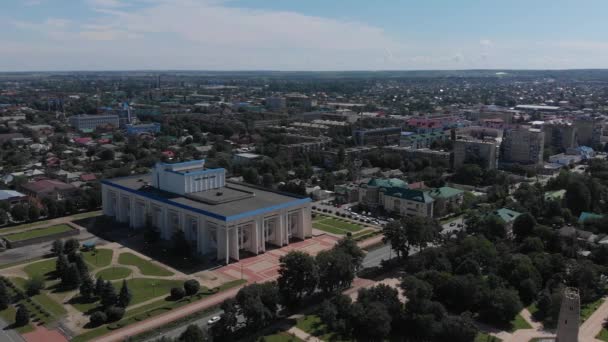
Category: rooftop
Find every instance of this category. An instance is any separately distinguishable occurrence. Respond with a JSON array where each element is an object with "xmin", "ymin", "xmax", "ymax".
[{"xmin": 102, "ymin": 174, "xmax": 310, "ymax": 222}]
